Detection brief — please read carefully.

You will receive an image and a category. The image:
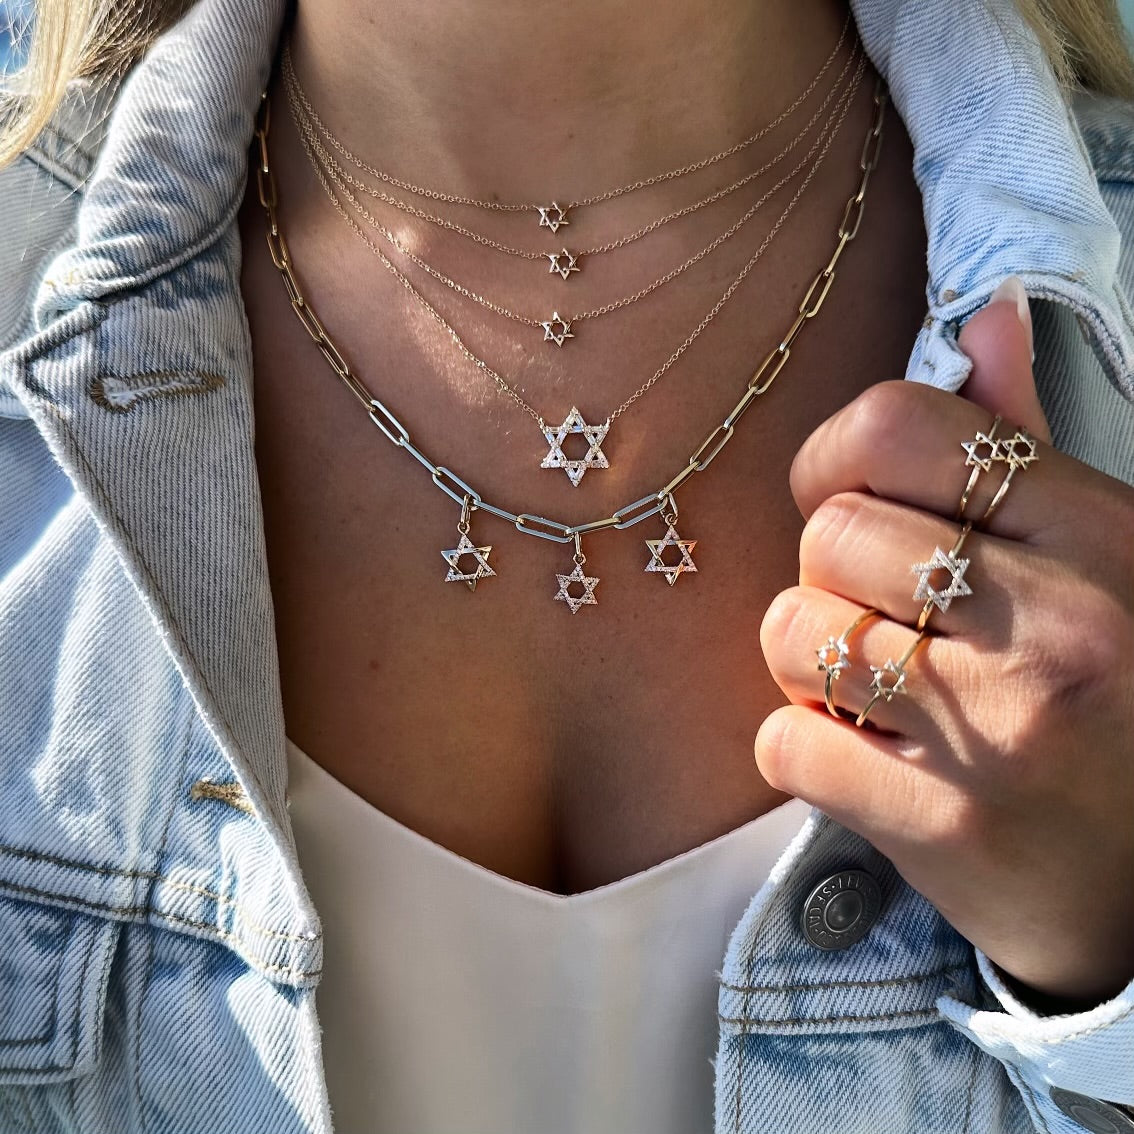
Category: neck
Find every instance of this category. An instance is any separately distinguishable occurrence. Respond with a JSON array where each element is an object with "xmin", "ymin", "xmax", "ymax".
[{"xmin": 286, "ymin": 0, "xmax": 852, "ymax": 202}]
